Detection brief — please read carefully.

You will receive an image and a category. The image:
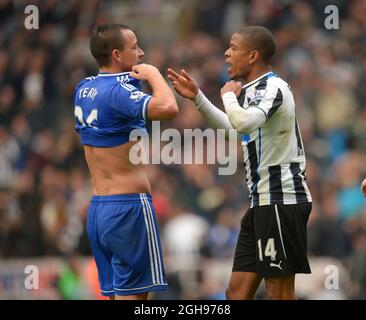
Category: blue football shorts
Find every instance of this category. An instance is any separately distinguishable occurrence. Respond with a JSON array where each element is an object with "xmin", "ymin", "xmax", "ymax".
[{"xmin": 87, "ymin": 193, "xmax": 168, "ymax": 296}]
